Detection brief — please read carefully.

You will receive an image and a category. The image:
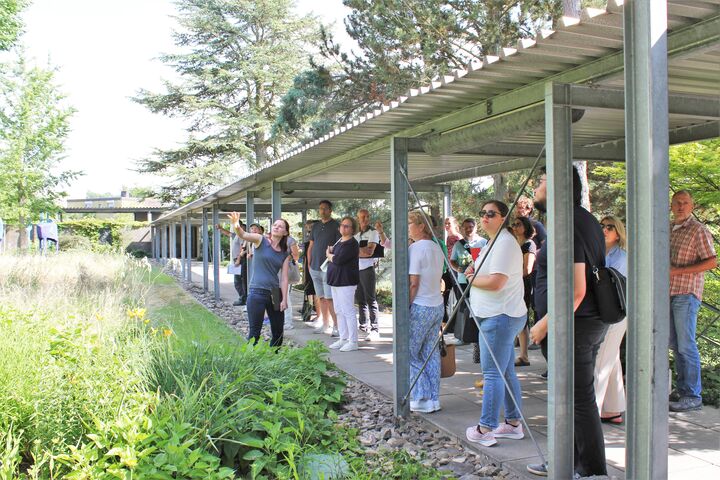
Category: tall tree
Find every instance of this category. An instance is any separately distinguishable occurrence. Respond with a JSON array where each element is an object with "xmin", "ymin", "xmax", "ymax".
[
  {"xmin": 0, "ymin": 55, "xmax": 77, "ymax": 247},
  {"xmin": 275, "ymin": 0, "xmax": 561, "ymax": 140},
  {"xmin": 0, "ymin": 0, "xmax": 26, "ymax": 51},
  {"xmin": 135, "ymin": 0, "xmax": 319, "ymax": 205}
]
